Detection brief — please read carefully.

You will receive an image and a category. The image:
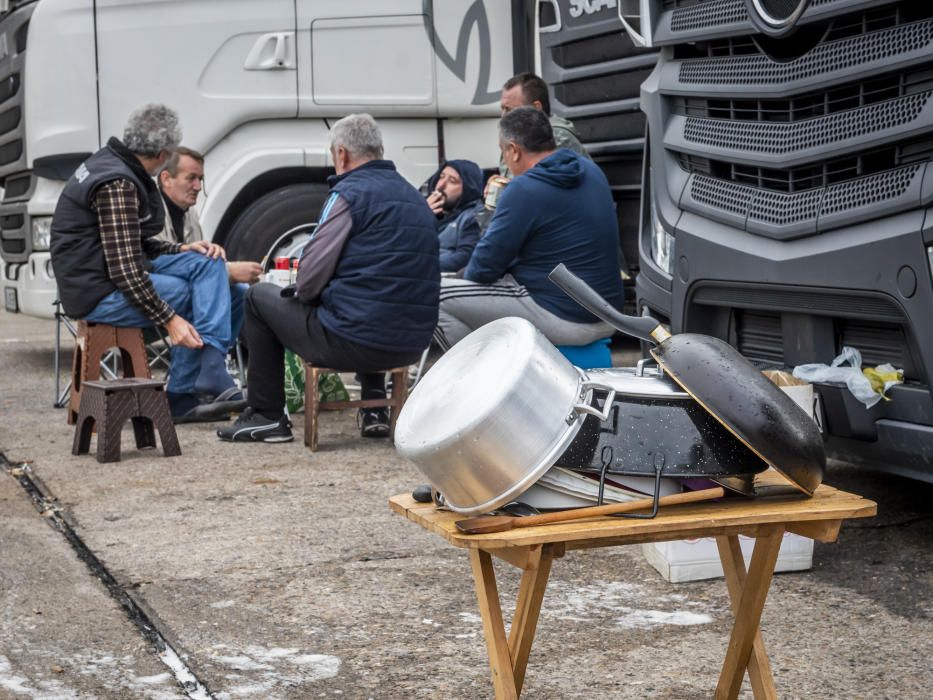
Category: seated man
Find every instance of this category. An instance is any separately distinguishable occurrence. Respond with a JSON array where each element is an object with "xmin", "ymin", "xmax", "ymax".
[
  {"xmin": 50, "ymin": 104, "xmax": 244, "ymax": 422},
  {"xmin": 435, "ymin": 107, "xmax": 621, "ymax": 351},
  {"xmin": 424, "ymin": 159, "xmax": 484, "ymax": 273},
  {"xmin": 156, "ymin": 146, "xmax": 262, "ymax": 371},
  {"xmin": 218, "ymin": 113, "xmax": 439, "ymax": 443}
]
